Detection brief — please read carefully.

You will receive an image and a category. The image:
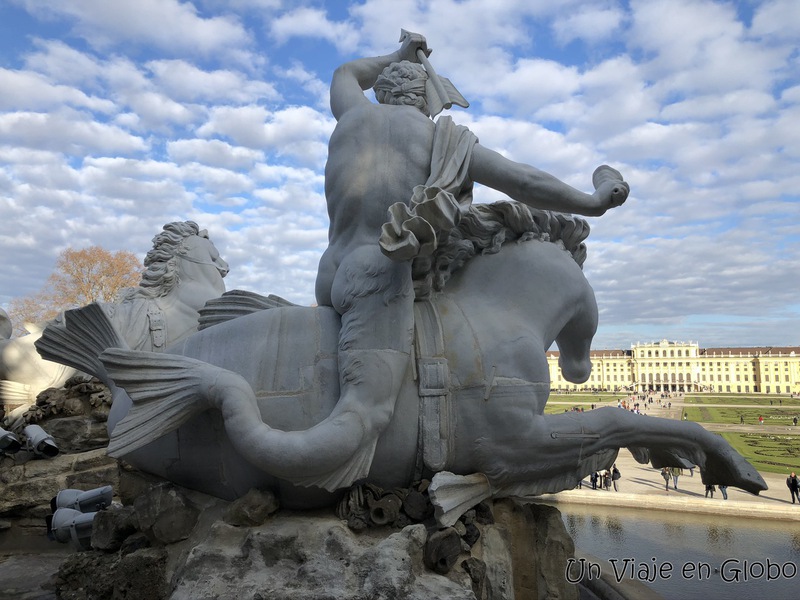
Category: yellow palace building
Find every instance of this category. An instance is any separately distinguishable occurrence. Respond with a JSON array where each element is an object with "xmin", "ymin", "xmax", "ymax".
[{"xmin": 547, "ymin": 340, "xmax": 800, "ymax": 395}]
